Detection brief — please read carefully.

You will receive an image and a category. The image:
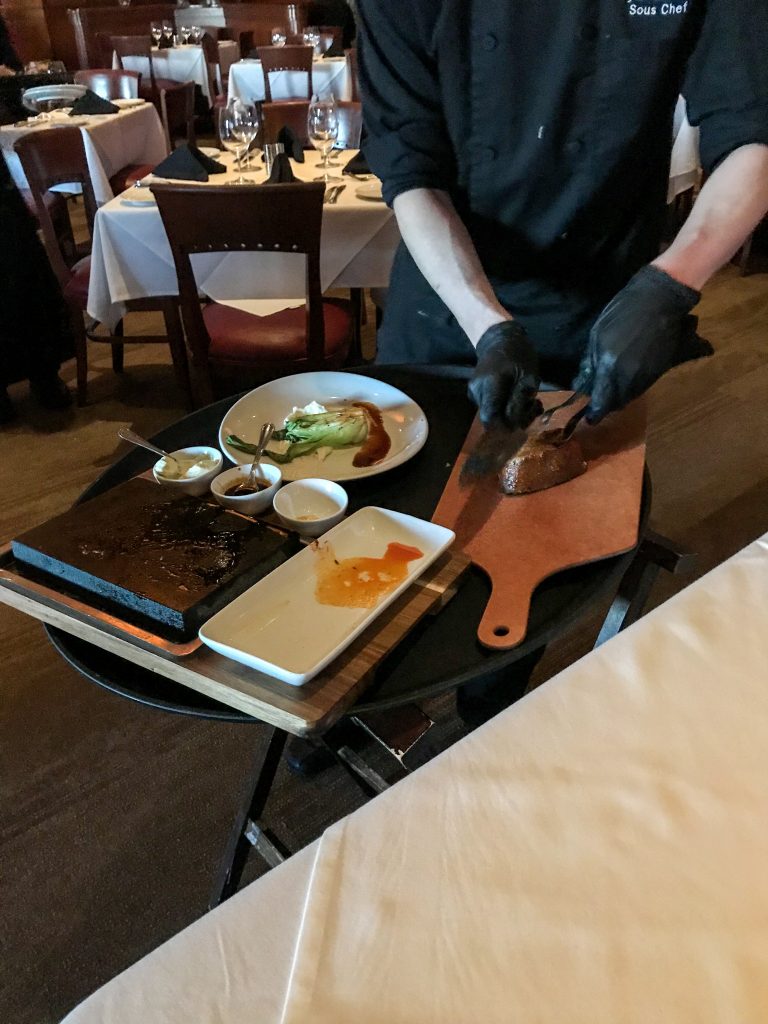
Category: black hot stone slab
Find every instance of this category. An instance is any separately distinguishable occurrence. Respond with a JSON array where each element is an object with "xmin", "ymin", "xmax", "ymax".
[{"xmin": 11, "ymin": 477, "xmax": 301, "ymax": 640}]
